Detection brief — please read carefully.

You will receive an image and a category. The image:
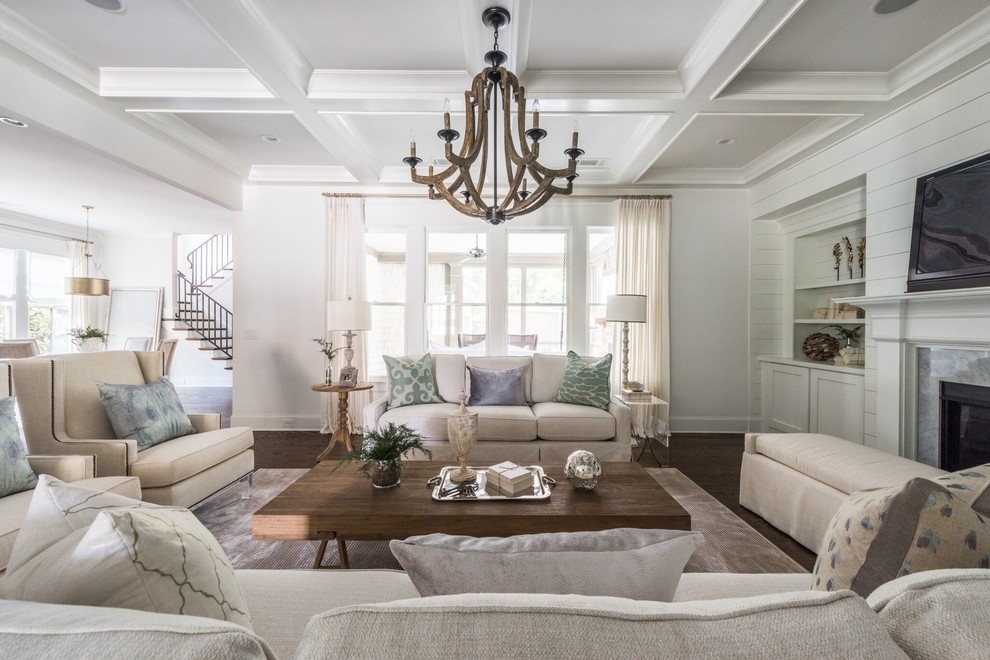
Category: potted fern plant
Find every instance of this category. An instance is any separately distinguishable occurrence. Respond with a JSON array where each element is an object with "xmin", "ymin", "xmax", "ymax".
[
  {"xmin": 69, "ymin": 326, "xmax": 108, "ymax": 352},
  {"xmin": 338, "ymin": 423, "xmax": 432, "ymax": 488}
]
